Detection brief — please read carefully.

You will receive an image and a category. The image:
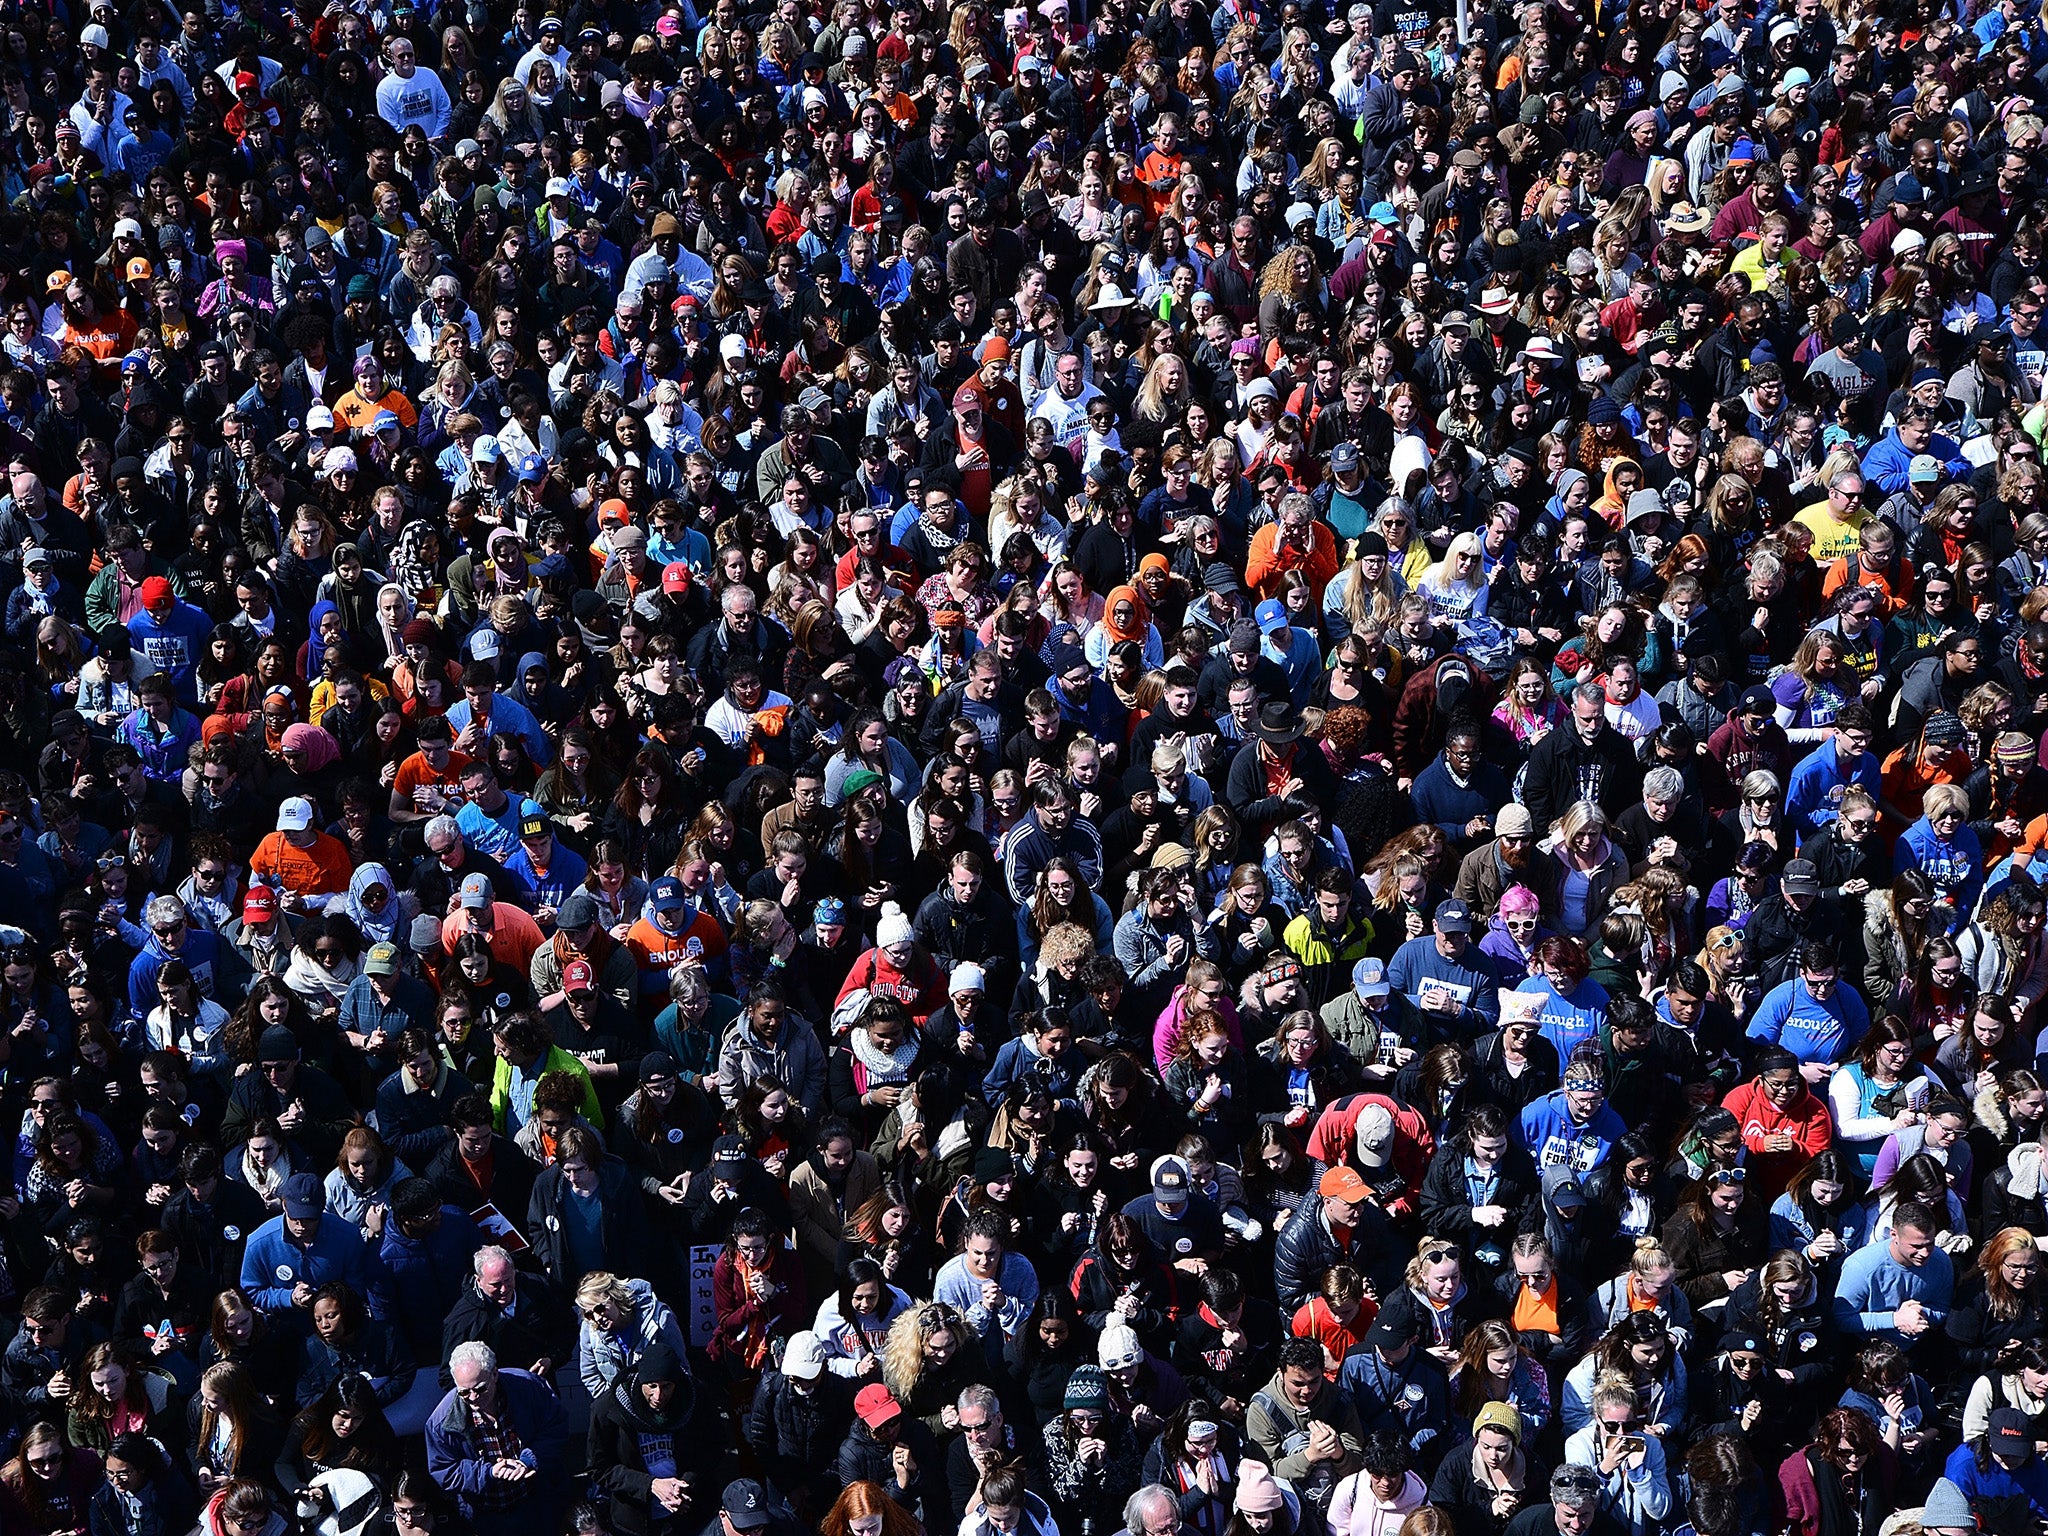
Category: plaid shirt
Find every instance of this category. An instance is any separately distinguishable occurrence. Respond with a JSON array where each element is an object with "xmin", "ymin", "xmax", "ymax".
[{"xmin": 465, "ymin": 1400, "xmax": 528, "ymax": 1508}]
